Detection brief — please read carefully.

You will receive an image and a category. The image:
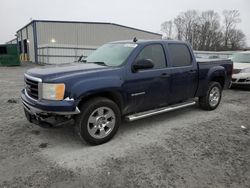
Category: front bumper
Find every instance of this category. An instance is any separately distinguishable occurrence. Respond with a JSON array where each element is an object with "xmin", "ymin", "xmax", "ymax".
[
  {"xmin": 232, "ymin": 73, "xmax": 250, "ymax": 85},
  {"xmin": 21, "ymin": 89, "xmax": 80, "ymax": 116},
  {"xmin": 231, "ymin": 79, "xmax": 250, "ymax": 85},
  {"xmin": 231, "ymin": 75, "xmax": 250, "ymax": 89}
]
